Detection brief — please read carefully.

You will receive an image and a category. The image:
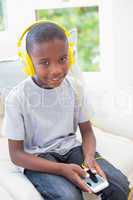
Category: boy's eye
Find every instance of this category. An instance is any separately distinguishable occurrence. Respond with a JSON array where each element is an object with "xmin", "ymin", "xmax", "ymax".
[
  {"xmin": 59, "ymin": 56, "xmax": 68, "ymax": 64},
  {"xmin": 39, "ymin": 60, "xmax": 49, "ymax": 67}
]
